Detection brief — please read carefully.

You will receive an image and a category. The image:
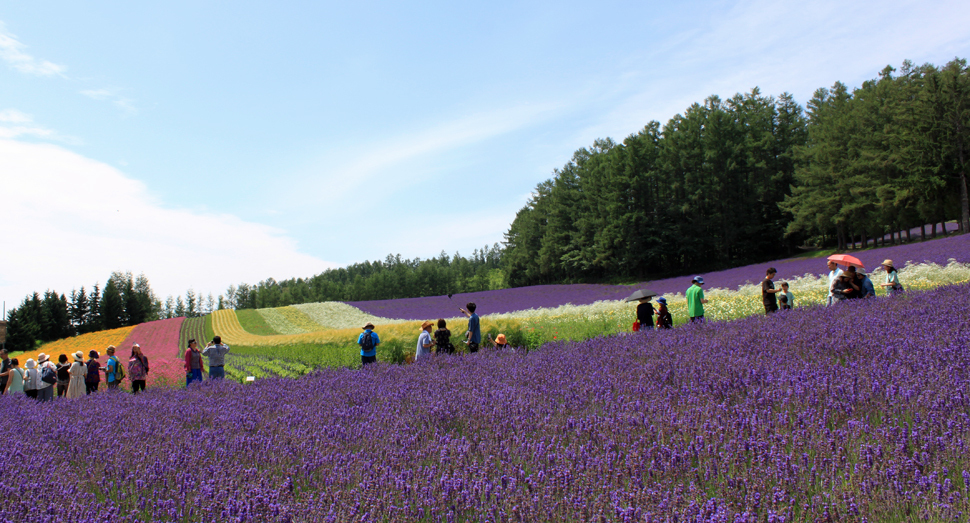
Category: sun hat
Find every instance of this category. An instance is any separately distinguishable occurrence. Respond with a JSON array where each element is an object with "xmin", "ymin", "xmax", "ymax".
[
  {"xmin": 856, "ymin": 267, "xmax": 867, "ymax": 275},
  {"xmin": 693, "ymin": 276, "xmax": 705, "ymax": 284},
  {"xmin": 420, "ymin": 320, "xmax": 434, "ymax": 330},
  {"xmin": 25, "ymin": 359, "xmax": 36, "ymax": 369},
  {"xmin": 362, "ymin": 322, "xmax": 375, "ymax": 330},
  {"xmin": 73, "ymin": 351, "xmax": 84, "ymax": 361},
  {"xmin": 37, "ymin": 353, "xmax": 49, "ymax": 363},
  {"xmin": 495, "ymin": 334, "xmax": 507, "ymax": 345},
  {"xmin": 882, "ymin": 259, "xmax": 894, "ymax": 267},
  {"xmin": 656, "ymin": 297, "xmax": 667, "ymax": 304}
]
